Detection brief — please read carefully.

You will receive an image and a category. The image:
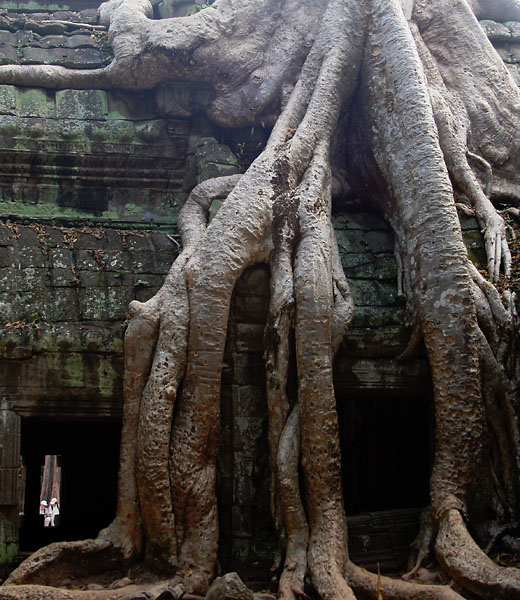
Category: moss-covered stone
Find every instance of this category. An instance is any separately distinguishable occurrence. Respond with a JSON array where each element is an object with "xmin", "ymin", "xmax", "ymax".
[
  {"xmin": 56, "ymin": 89, "xmax": 108, "ymax": 120},
  {"xmin": 16, "ymin": 87, "xmax": 55, "ymax": 118}
]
